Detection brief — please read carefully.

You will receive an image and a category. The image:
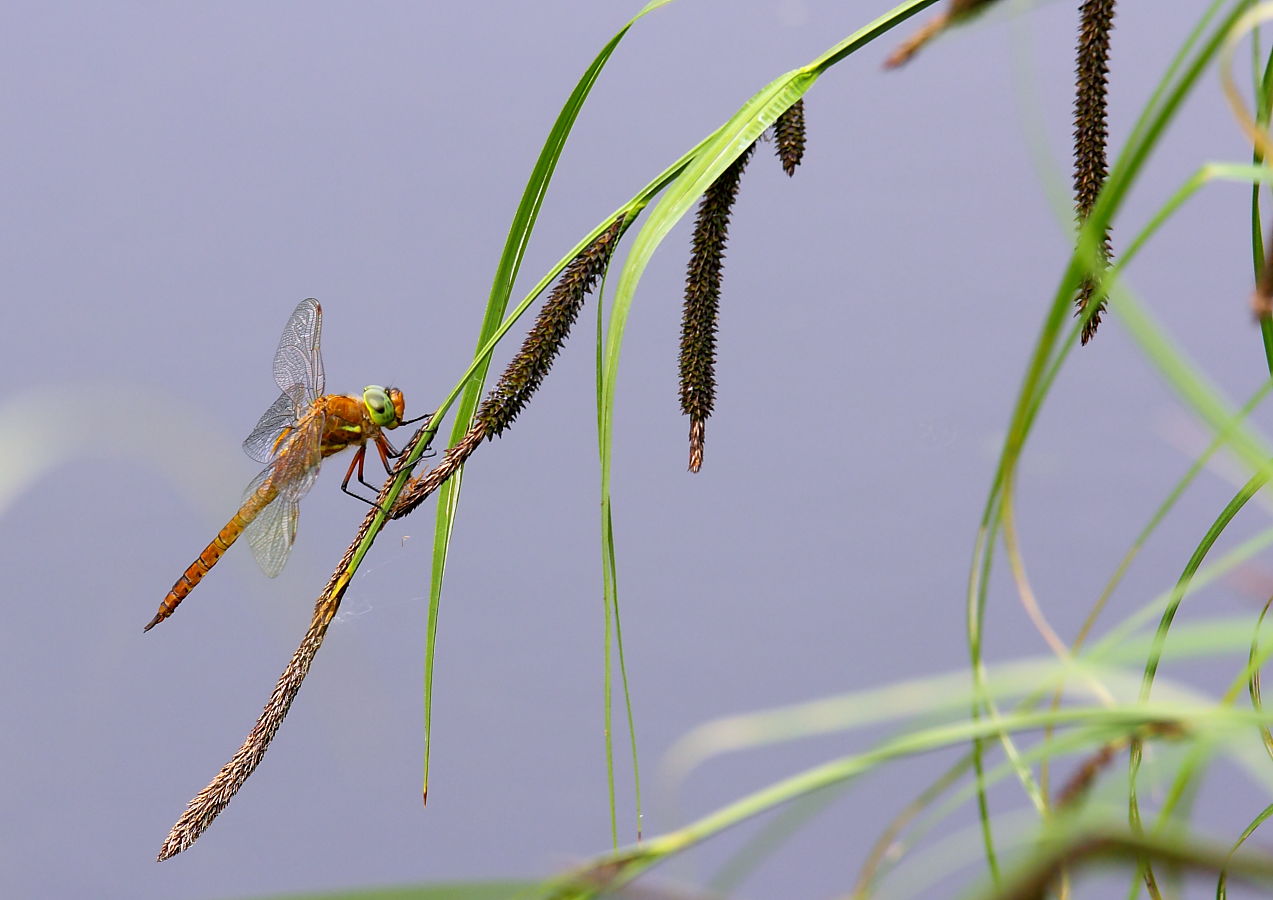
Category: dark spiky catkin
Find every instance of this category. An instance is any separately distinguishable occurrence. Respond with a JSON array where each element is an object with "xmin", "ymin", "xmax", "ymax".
[
  {"xmin": 680, "ymin": 142, "xmax": 756, "ymax": 473},
  {"xmin": 773, "ymin": 100, "xmax": 806, "ymax": 176},
  {"xmin": 389, "ymin": 219, "xmax": 626, "ymax": 520},
  {"xmin": 475, "ymin": 217, "xmax": 624, "ymax": 439},
  {"xmin": 1072, "ymin": 0, "xmax": 1116, "ymax": 344}
]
